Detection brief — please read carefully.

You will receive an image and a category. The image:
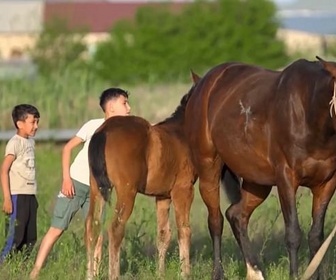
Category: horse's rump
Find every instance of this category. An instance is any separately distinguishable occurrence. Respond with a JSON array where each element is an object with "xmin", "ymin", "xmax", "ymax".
[{"xmin": 89, "ymin": 116, "xmax": 152, "ymax": 200}]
